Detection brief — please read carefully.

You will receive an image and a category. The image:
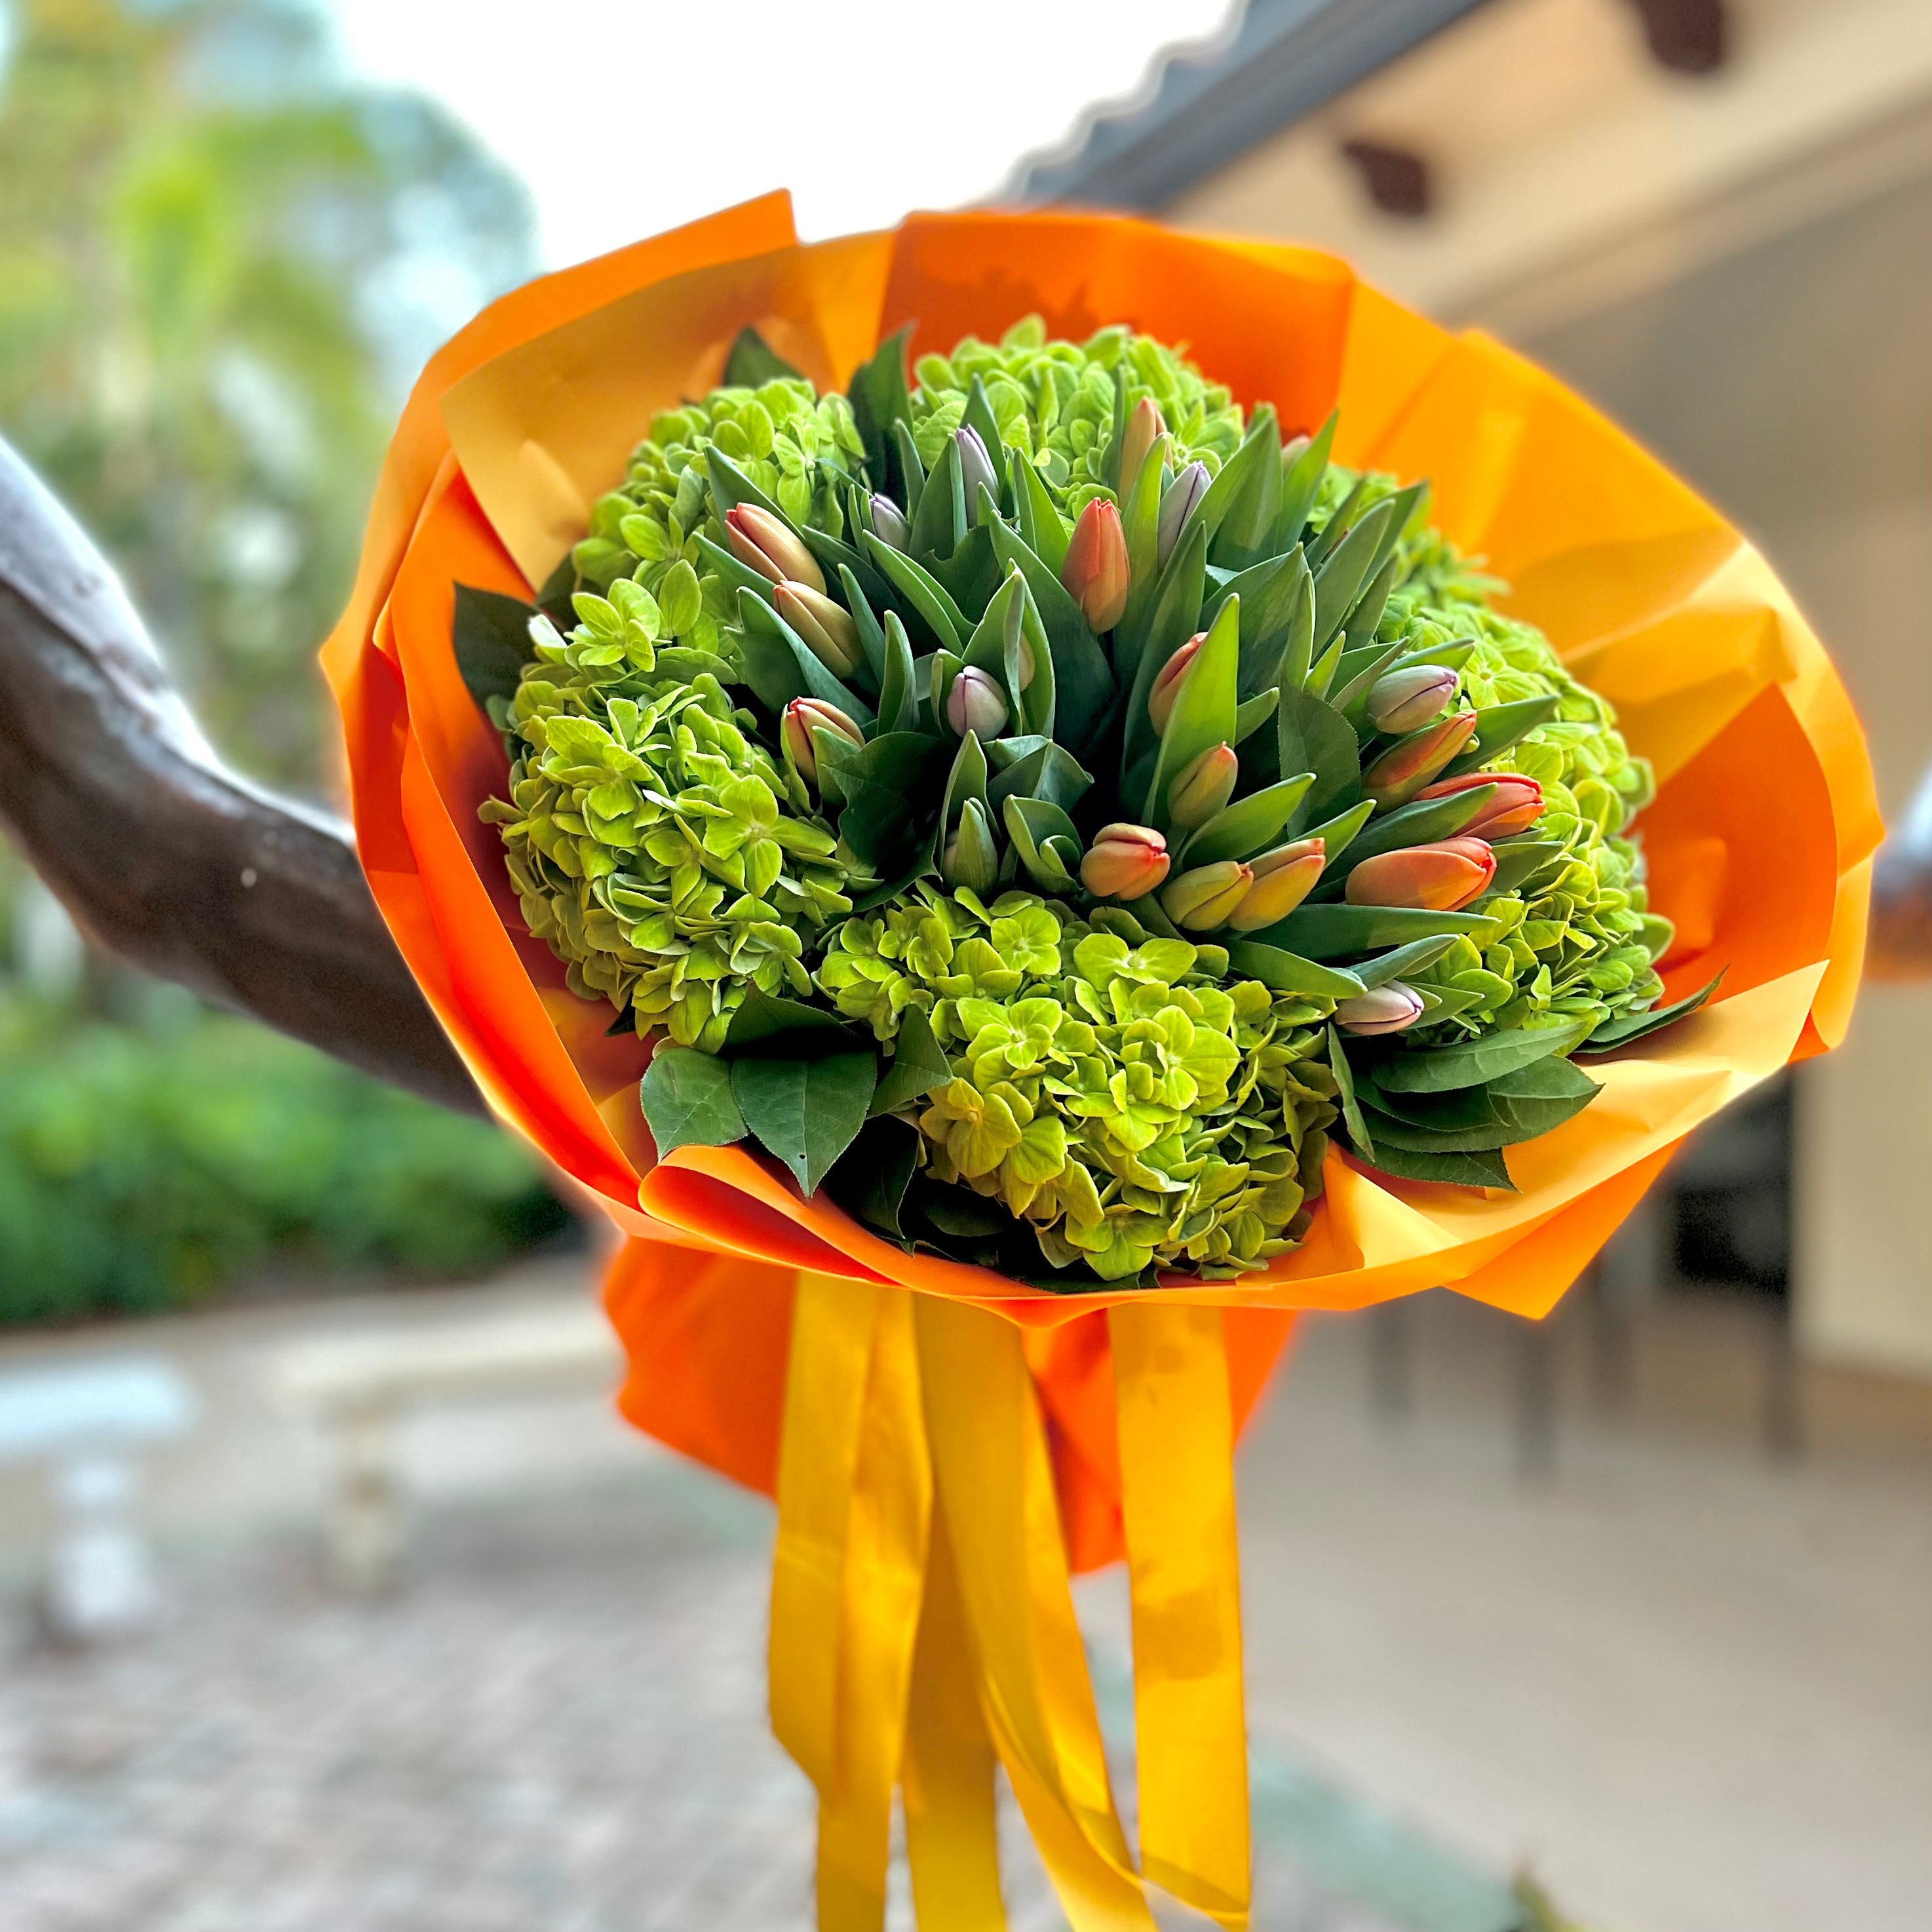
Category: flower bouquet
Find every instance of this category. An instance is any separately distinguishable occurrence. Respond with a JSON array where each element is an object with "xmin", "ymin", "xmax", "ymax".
[{"xmin": 325, "ymin": 196, "xmax": 1874, "ymax": 1931}]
